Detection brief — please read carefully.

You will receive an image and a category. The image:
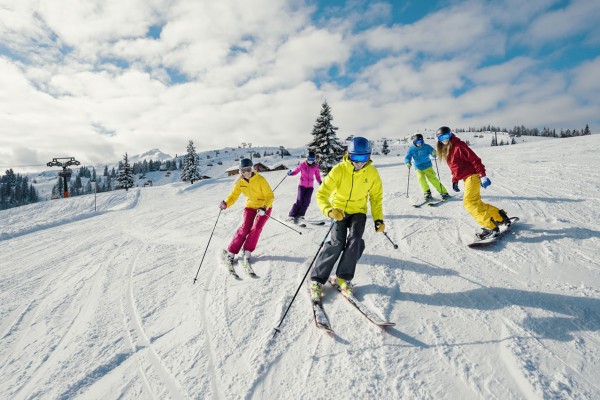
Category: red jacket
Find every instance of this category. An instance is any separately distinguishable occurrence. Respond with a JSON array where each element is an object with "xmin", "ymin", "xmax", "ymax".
[{"xmin": 446, "ymin": 135, "xmax": 486, "ymax": 183}]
